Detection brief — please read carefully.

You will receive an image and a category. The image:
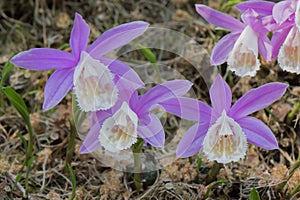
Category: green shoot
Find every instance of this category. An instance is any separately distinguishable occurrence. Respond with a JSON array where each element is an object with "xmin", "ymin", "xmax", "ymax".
[
  {"xmin": 0, "ymin": 61, "xmax": 14, "ymax": 108},
  {"xmin": 197, "ymin": 154, "xmax": 202, "ymax": 171},
  {"xmin": 139, "ymin": 44, "xmax": 162, "ymax": 84},
  {"xmin": 250, "ymin": 187, "xmax": 261, "ymax": 200},
  {"xmin": 2, "ymin": 87, "xmax": 35, "ymax": 196},
  {"xmin": 286, "ymin": 100, "xmax": 300, "ymax": 125},
  {"xmin": 65, "ymin": 118, "xmax": 77, "ymax": 171},
  {"xmin": 220, "ymin": 0, "xmax": 245, "ymax": 11},
  {"xmin": 204, "ymin": 179, "xmax": 228, "ymax": 199},
  {"xmin": 1, "ymin": 61, "xmax": 14, "ymax": 87}
]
